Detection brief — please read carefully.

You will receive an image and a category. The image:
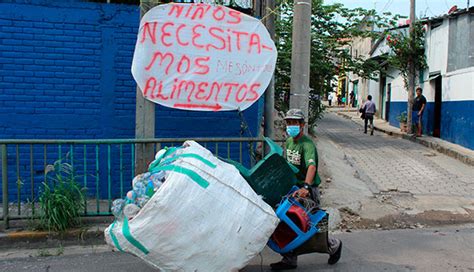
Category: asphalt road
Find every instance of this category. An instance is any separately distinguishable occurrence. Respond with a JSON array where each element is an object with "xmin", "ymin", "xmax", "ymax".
[{"xmin": 1, "ymin": 225, "xmax": 473, "ymax": 272}]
